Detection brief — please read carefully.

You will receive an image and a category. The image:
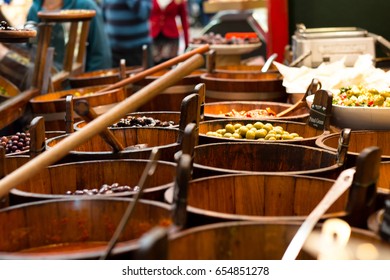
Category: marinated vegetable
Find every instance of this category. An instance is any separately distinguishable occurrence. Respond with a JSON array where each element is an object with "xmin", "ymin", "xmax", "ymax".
[
  {"xmin": 206, "ymin": 122, "xmax": 303, "ymax": 141},
  {"xmin": 221, "ymin": 107, "xmax": 277, "ymax": 118},
  {"xmin": 332, "ymin": 85, "xmax": 390, "ymax": 107}
]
